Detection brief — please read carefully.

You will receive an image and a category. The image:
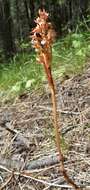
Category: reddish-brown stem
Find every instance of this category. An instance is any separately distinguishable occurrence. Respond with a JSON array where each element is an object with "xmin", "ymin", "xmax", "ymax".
[
  {"xmin": 44, "ymin": 62, "xmax": 81, "ymax": 190},
  {"xmin": 50, "ymin": 82, "xmax": 81, "ymax": 190}
]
